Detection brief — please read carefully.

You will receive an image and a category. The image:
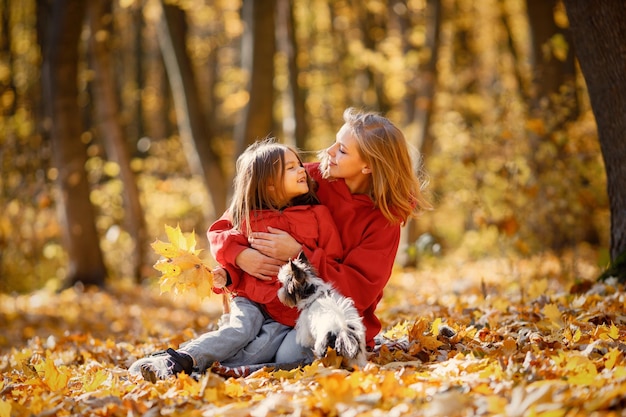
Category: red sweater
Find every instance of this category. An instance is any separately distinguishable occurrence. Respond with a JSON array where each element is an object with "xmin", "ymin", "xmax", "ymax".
[
  {"xmin": 208, "ymin": 204, "xmax": 343, "ymax": 327},
  {"xmin": 209, "ymin": 162, "xmax": 400, "ymax": 347}
]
